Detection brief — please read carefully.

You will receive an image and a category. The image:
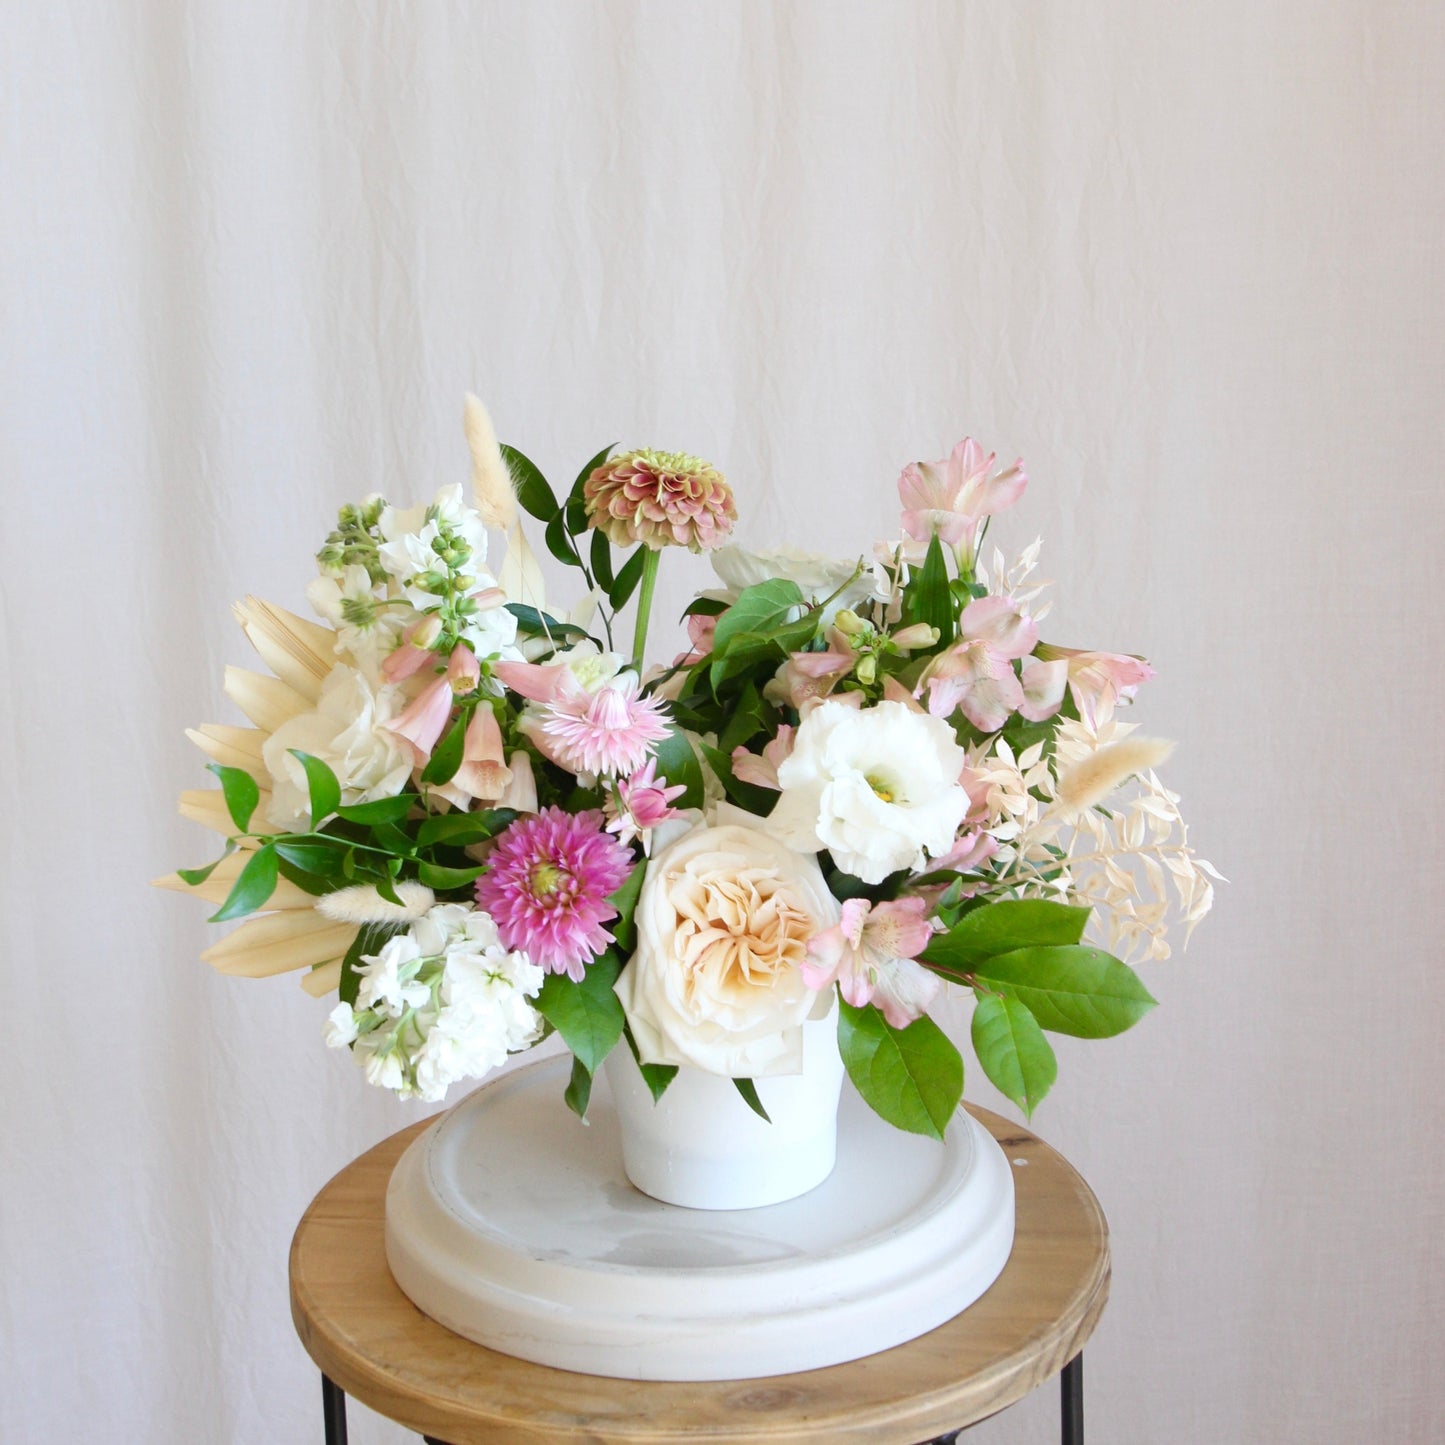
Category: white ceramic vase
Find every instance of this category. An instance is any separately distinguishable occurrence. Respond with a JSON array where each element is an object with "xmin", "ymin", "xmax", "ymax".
[{"xmin": 601, "ymin": 1007, "xmax": 845, "ymax": 1210}]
